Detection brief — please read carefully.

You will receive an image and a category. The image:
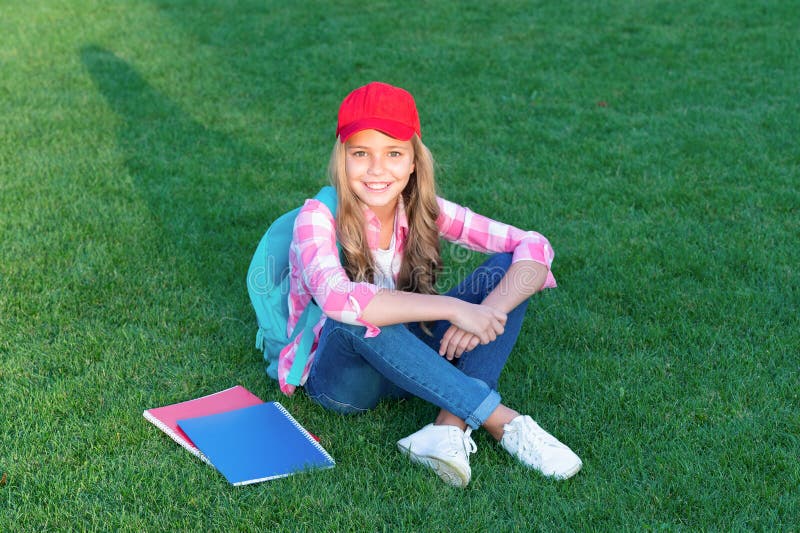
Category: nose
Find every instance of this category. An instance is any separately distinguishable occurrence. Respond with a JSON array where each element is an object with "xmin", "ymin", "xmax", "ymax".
[{"xmin": 367, "ymin": 155, "xmax": 384, "ymax": 176}]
